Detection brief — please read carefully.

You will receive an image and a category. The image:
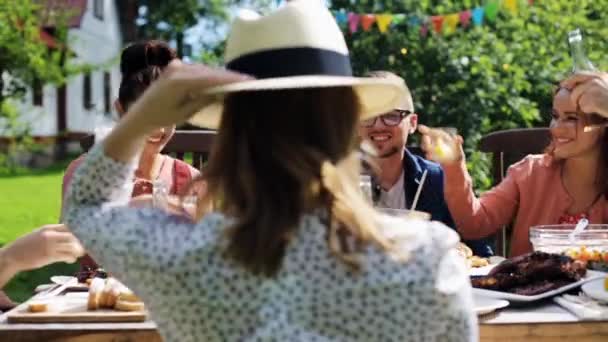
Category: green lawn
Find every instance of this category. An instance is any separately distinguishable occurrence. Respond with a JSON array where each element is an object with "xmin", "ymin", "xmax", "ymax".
[{"xmin": 1, "ymin": 158, "xmax": 79, "ymax": 302}]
